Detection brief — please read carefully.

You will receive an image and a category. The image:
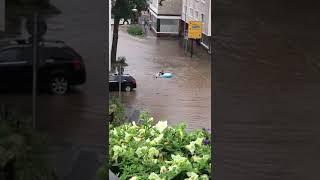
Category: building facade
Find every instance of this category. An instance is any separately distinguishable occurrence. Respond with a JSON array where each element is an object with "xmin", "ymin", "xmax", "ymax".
[
  {"xmin": 109, "ymin": 0, "xmax": 112, "ymax": 71},
  {"xmin": 148, "ymin": 0, "xmax": 182, "ymax": 36},
  {"xmin": 181, "ymin": 0, "xmax": 211, "ymax": 52},
  {"xmin": 0, "ymin": 0, "xmax": 5, "ymax": 32}
]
